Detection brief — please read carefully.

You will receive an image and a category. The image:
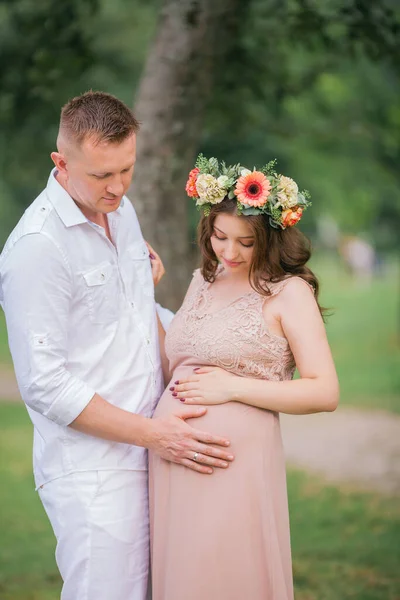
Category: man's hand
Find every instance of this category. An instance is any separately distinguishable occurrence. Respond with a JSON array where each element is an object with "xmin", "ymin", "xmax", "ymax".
[
  {"xmin": 148, "ymin": 407, "xmax": 234, "ymax": 474},
  {"xmin": 146, "ymin": 241, "xmax": 165, "ymax": 286}
]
